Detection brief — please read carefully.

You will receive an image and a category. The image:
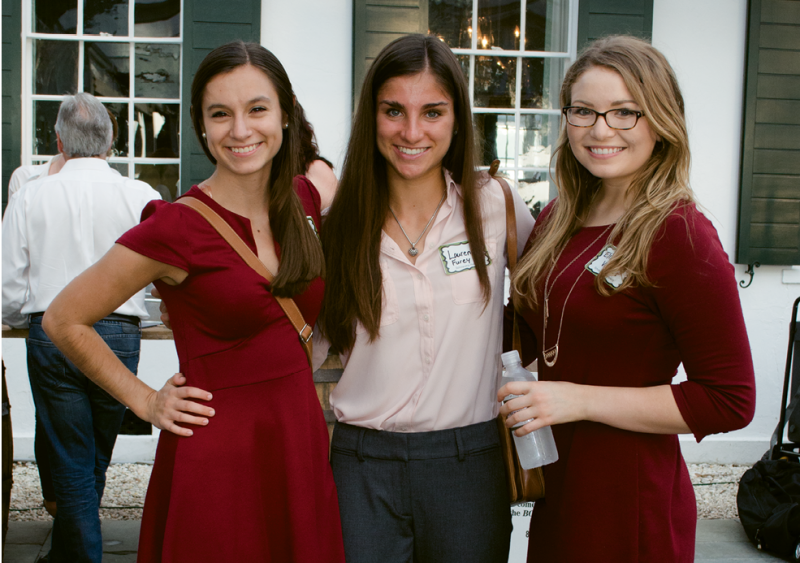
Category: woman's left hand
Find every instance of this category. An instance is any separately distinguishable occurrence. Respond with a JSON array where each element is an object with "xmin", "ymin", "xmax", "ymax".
[{"xmin": 497, "ymin": 380, "xmax": 585, "ymax": 437}]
